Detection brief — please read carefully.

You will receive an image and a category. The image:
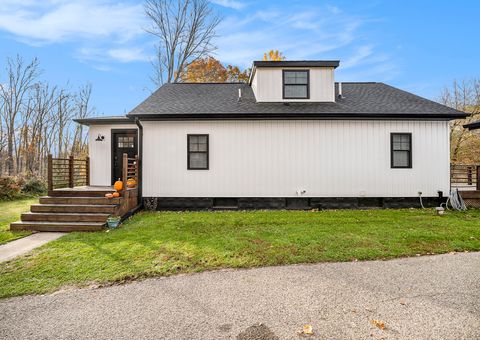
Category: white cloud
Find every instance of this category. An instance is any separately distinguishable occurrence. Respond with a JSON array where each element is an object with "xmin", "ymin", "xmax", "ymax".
[
  {"xmin": 215, "ymin": 6, "xmax": 364, "ymax": 67},
  {"xmin": 214, "ymin": 4, "xmax": 398, "ymax": 80},
  {"xmin": 211, "ymin": 0, "xmax": 245, "ymax": 10},
  {"xmin": 341, "ymin": 45, "xmax": 374, "ymax": 69},
  {"xmin": 107, "ymin": 48, "xmax": 151, "ymax": 63},
  {"xmin": 77, "ymin": 45, "xmax": 152, "ymax": 63},
  {"xmin": 326, "ymin": 5, "xmax": 341, "ymax": 15},
  {"xmin": 0, "ymin": 1, "xmax": 145, "ymax": 44},
  {"xmin": 0, "ymin": 1, "xmax": 150, "ymax": 65}
]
